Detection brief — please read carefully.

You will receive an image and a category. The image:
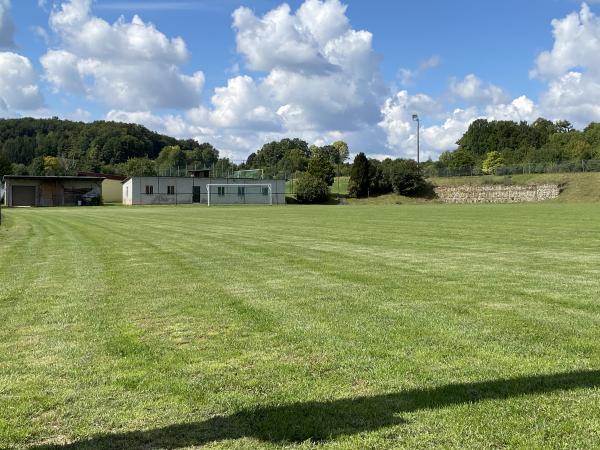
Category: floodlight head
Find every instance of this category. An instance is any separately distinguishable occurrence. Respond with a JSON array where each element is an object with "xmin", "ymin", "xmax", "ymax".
[{"xmin": 412, "ymin": 114, "xmax": 419, "ymax": 122}]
